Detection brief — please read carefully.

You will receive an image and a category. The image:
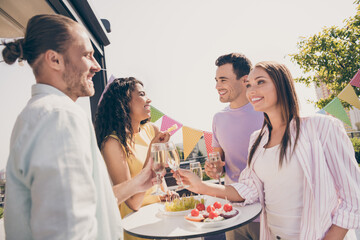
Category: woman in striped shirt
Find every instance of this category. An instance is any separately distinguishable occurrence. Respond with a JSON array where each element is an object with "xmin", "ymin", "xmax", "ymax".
[{"xmin": 178, "ymin": 61, "xmax": 360, "ymax": 239}]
